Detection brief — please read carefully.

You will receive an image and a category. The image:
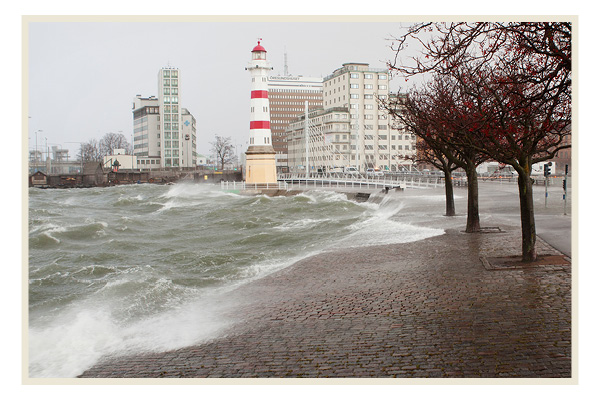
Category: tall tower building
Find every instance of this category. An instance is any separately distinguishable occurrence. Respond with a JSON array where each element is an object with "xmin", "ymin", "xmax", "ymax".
[
  {"xmin": 132, "ymin": 67, "xmax": 197, "ymax": 170},
  {"xmin": 158, "ymin": 67, "xmax": 182, "ymax": 168},
  {"xmin": 245, "ymin": 40, "xmax": 277, "ymax": 184}
]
